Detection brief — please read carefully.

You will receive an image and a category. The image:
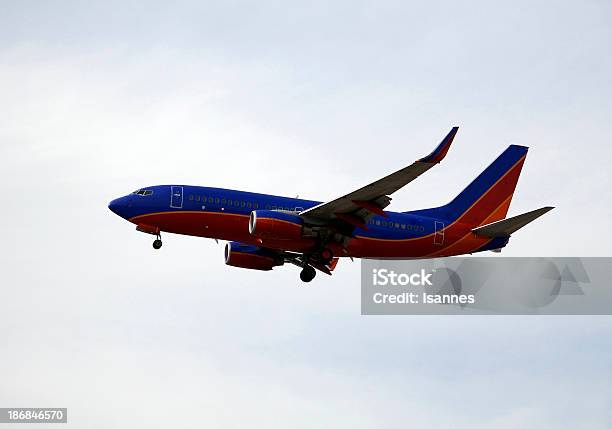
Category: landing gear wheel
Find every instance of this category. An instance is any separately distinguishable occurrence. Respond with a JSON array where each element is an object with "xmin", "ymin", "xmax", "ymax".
[
  {"xmin": 153, "ymin": 239, "xmax": 162, "ymax": 249},
  {"xmin": 300, "ymin": 265, "xmax": 316, "ymax": 283},
  {"xmin": 320, "ymin": 248, "xmax": 334, "ymax": 264}
]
